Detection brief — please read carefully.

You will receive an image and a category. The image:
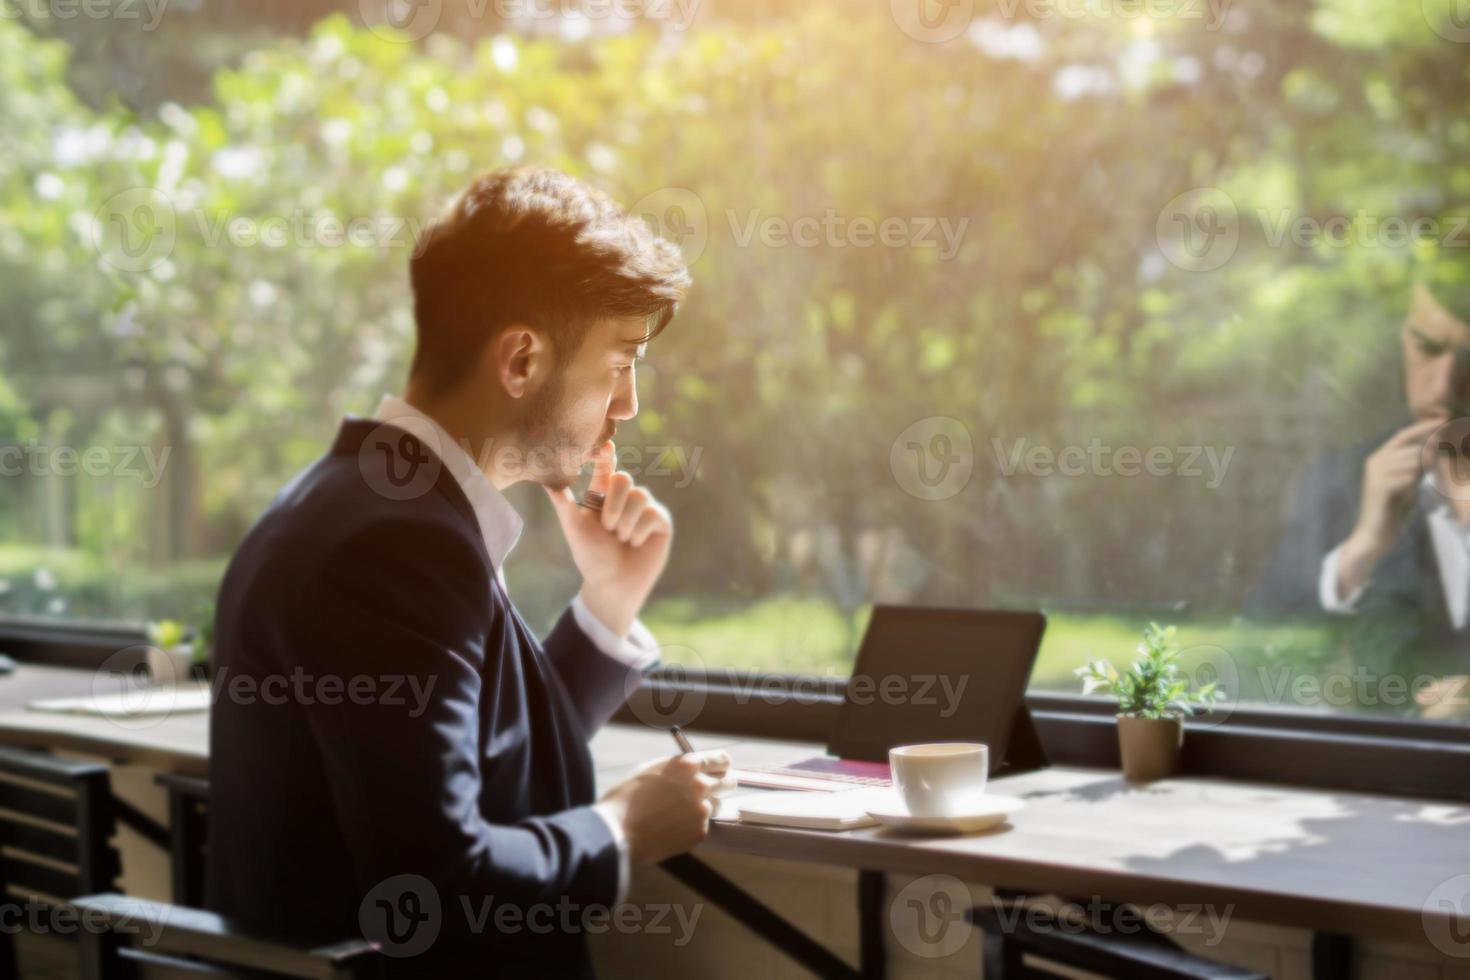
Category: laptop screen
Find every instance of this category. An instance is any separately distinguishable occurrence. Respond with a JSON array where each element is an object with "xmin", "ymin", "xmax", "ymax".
[{"xmin": 827, "ymin": 606, "xmax": 1045, "ymax": 768}]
